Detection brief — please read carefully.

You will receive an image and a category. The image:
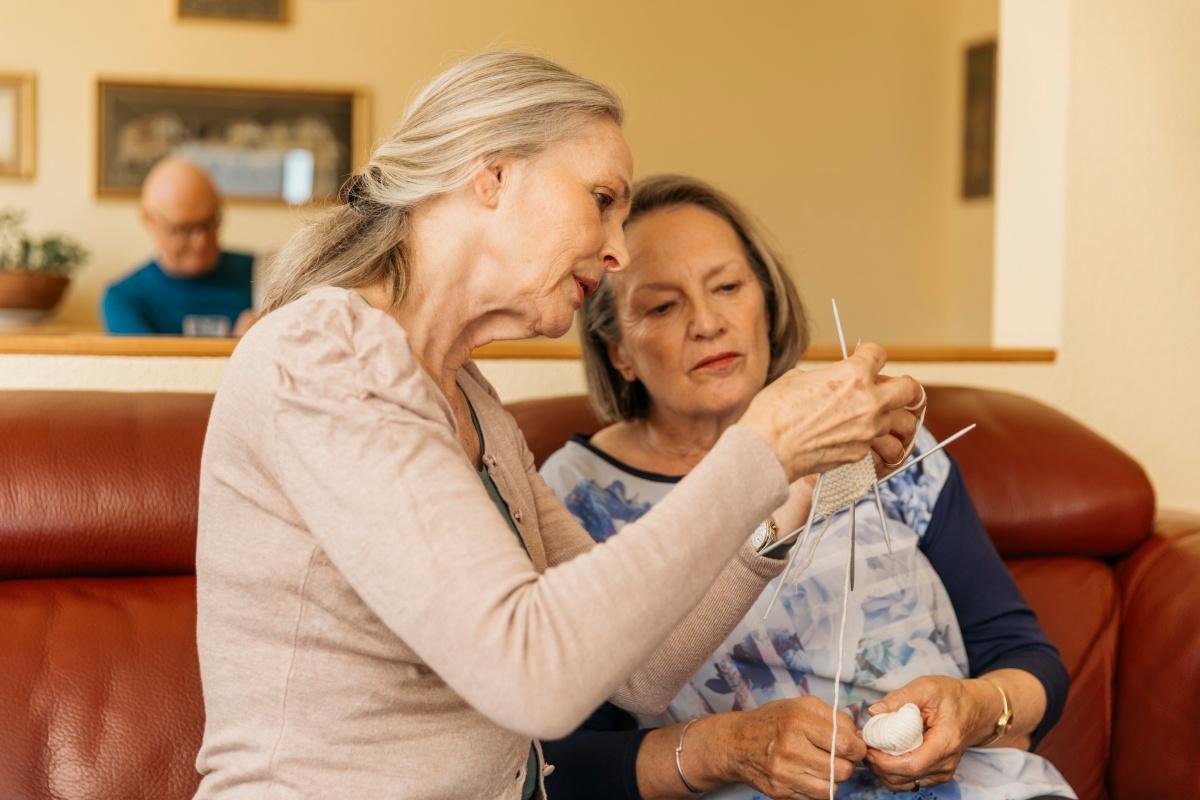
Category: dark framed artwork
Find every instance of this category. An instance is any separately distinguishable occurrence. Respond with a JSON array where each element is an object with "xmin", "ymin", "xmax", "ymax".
[
  {"xmin": 177, "ymin": 0, "xmax": 288, "ymax": 23},
  {"xmin": 0, "ymin": 73, "xmax": 36, "ymax": 180},
  {"xmin": 962, "ymin": 40, "xmax": 997, "ymax": 199},
  {"xmin": 96, "ymin": 79, "xmax": 369, "ymax": 204}
]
